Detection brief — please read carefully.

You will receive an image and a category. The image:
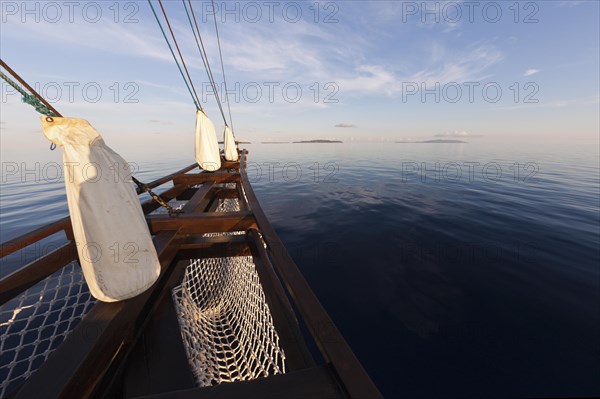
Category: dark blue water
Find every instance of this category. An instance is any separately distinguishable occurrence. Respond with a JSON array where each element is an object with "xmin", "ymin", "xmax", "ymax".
[{"xmin": 1, "ymin": 141, "xmax": 599, "ymax": 397}]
